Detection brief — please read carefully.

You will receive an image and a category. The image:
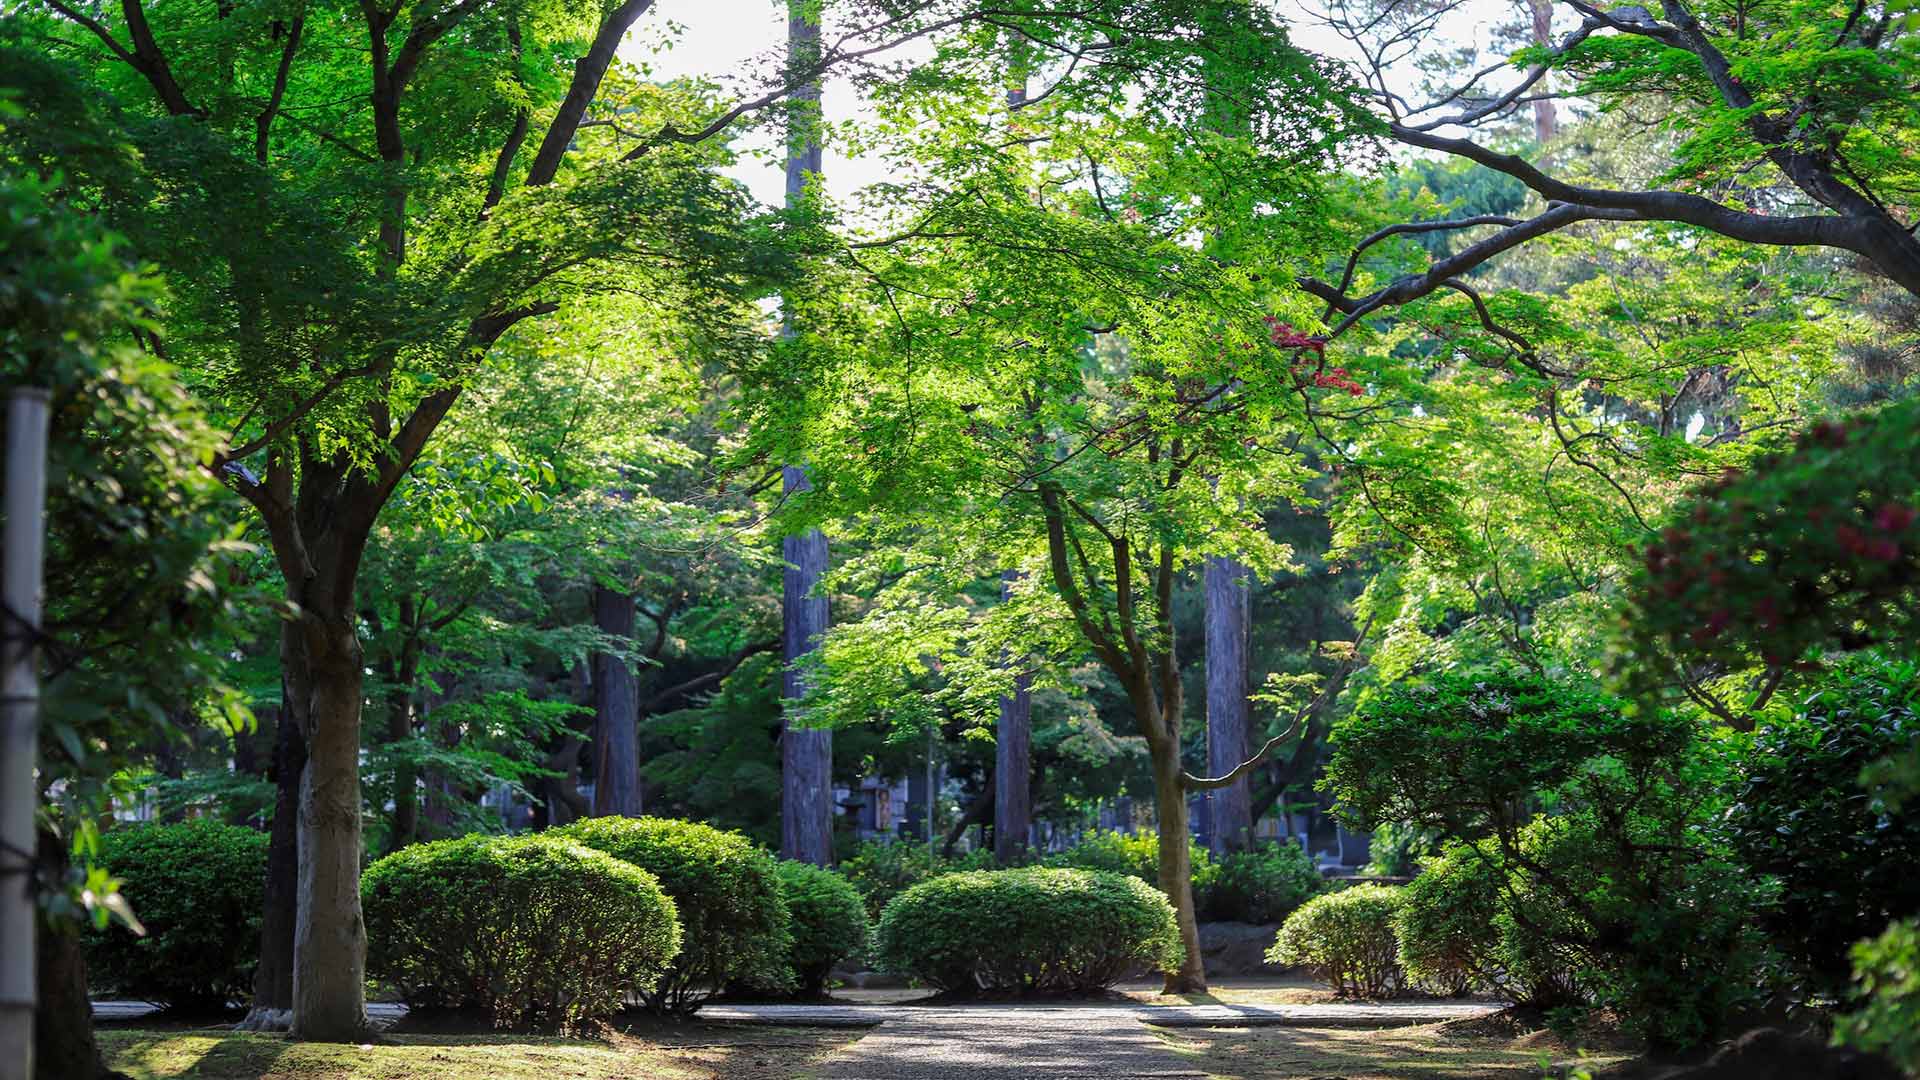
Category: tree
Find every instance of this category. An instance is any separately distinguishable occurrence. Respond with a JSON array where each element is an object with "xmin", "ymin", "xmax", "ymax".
[
  {"xmin": 6, "ymin": 1, "xmax": 772, "ymax": 1037},
  {"xmin": 1303, "ymin": 0, "xmax": 1920, "ymax": 326}
]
